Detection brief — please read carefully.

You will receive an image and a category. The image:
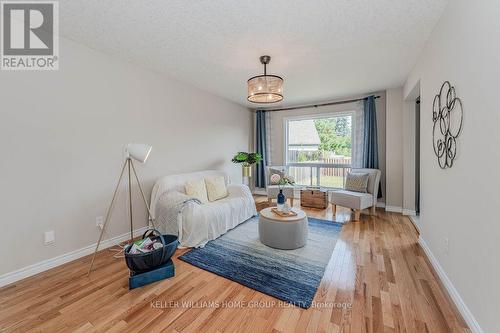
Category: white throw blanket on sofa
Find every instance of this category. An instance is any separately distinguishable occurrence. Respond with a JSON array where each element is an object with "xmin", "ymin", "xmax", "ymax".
[{"xmin": 150, "ymin": 170, "xmax": 257, "ymax": 248}]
